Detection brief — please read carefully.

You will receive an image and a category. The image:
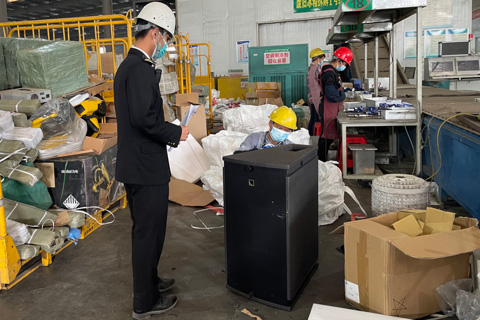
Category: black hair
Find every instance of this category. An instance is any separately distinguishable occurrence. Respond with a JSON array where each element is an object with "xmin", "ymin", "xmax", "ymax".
[{"xmin": 135, "ymin": 18, "xmax": 169, "ymax": 40}]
